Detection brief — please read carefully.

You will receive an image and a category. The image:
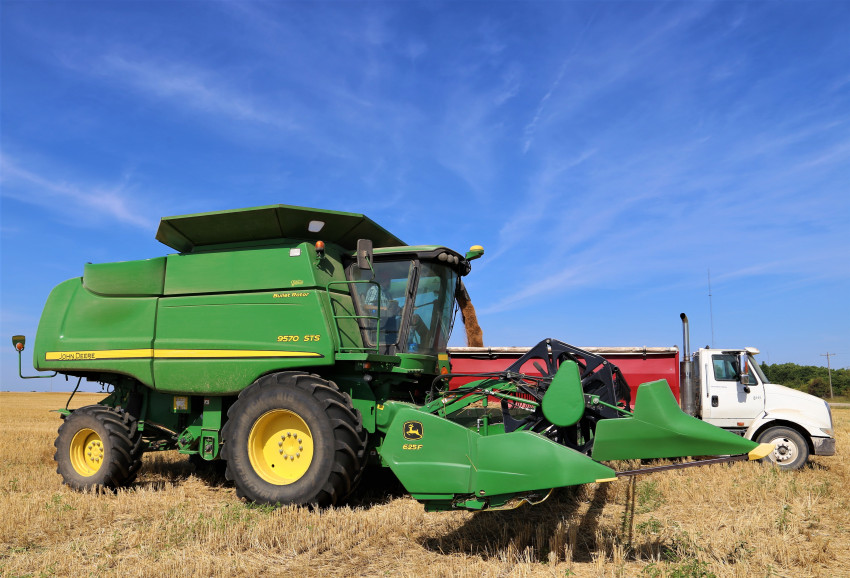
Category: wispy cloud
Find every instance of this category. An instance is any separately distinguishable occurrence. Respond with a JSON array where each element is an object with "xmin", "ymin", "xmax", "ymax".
[
  {"xmin": 480, "ymin": 260, "xmax": 595, "ymax": 315},
  {"xmin": 523, "ymin": 60, "xmax": 567, "ymax": 155},
  {"xmin": 96, "ymin": 53, "xmax": 299, "ymax": 131},
  {"xmin": 51, "ymin": 7, "xmax": 434, "ymax": 170},
  {"xmin": 0, "ymin": 0, "xmax": 847, "ymax": 372},
  {"xmin": 488, "ymin": 148, "xmax": 598, "ymax": 264},
  {"xmin": 433, "ymin": 67, "xmax": 523, "ymax": 198},
  {"xmin": 522, "ymin": 5, "xmax": 602, "ymax": 154},
  {"xmin": 0, "ymin": 156, "xmax": 153, "ymax": 229}
]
